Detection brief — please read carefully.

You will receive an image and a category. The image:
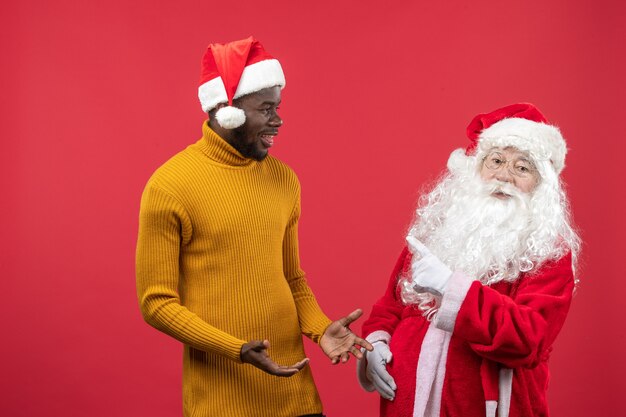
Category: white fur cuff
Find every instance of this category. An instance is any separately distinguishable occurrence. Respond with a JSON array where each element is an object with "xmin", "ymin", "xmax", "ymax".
[
  {"xmin": 434, "ymin": 271, "xmax": 474, "ymax": 332},
  {"xmin": 365, "ymin": 330, "xmax": 392, "ymax": 344}
]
